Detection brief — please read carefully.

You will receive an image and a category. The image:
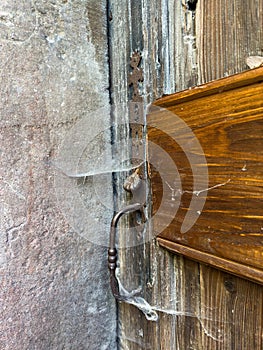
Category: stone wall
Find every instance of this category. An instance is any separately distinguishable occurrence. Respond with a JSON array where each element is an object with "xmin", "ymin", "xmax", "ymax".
[{"xmin": 0, "ymin": 1, "xmax": 116, "ymax": 349}]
